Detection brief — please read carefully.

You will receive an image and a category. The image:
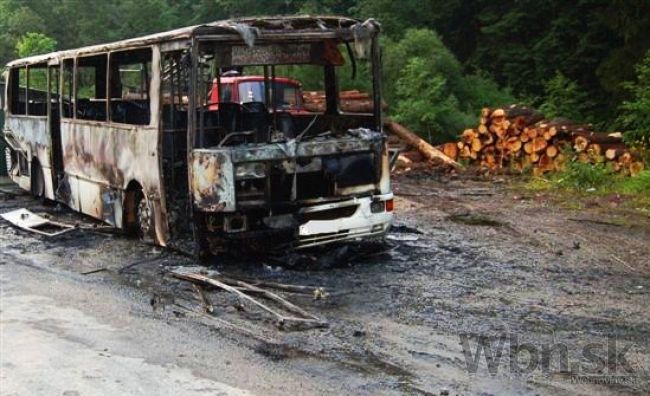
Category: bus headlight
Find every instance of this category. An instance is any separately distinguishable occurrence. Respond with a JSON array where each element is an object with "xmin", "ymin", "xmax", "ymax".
[{"xmin": 235, "ymin": 162, "xmax": 266, "ymax": 179}]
